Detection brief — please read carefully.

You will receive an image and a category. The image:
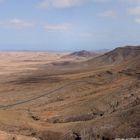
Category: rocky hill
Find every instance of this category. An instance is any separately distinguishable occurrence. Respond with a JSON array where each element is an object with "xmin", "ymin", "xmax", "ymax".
[
  {"xmin": 85, "ymin": 46, "xmax": 140, "ymax": 68},
  {"xmin": 62, "ymin": 50, "xmax": 98, "ymax": 58}
]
